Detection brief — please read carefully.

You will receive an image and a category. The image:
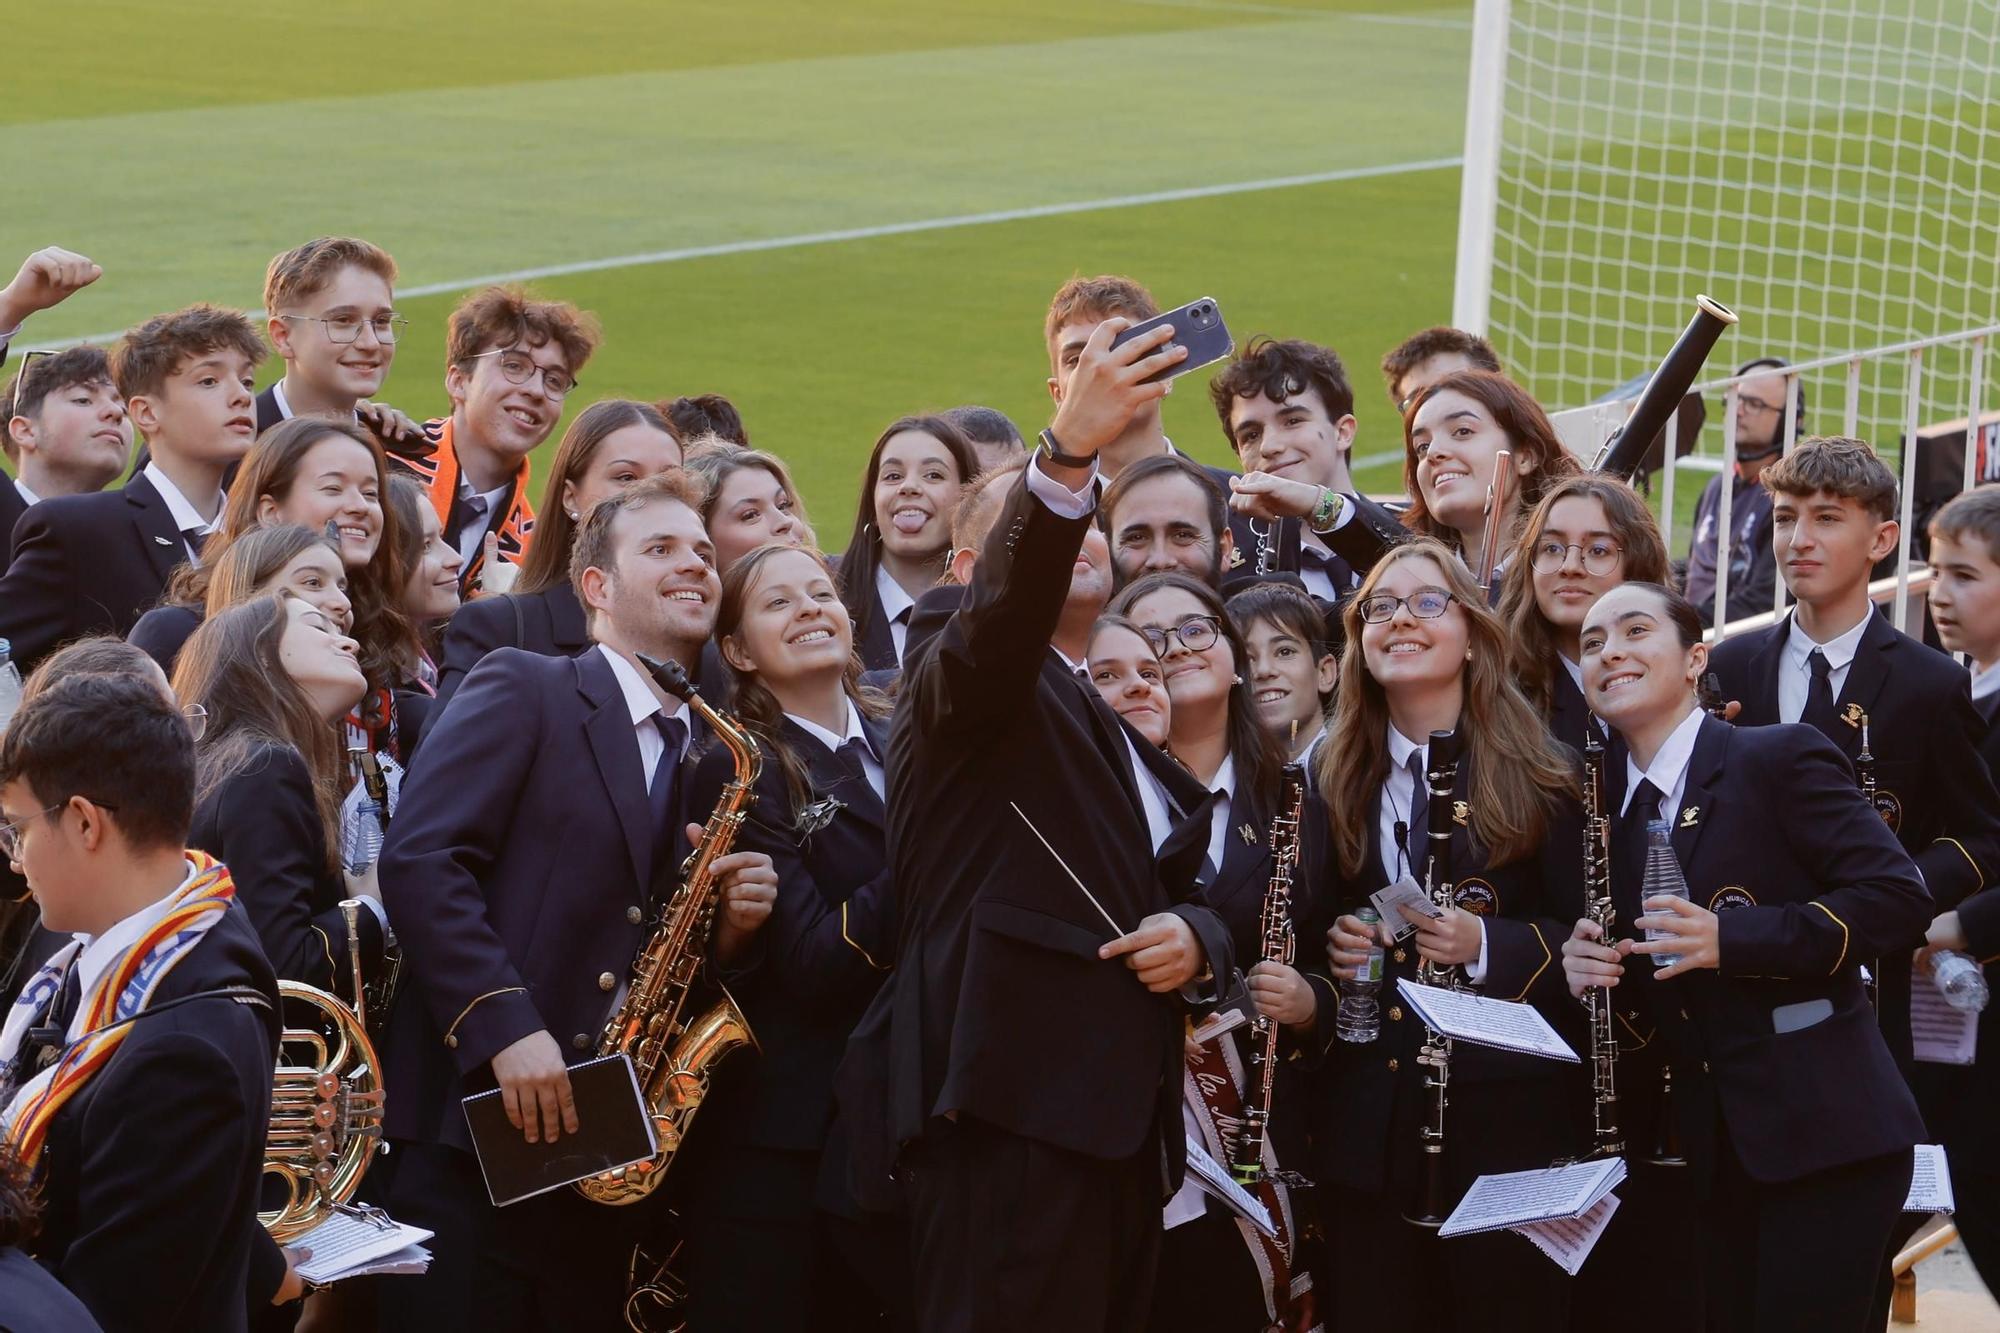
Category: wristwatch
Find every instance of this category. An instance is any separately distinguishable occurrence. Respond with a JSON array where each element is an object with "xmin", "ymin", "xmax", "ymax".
[{"xmin": 1037, "ymin": 427, "xmax": 1098, "ymax": 469}]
